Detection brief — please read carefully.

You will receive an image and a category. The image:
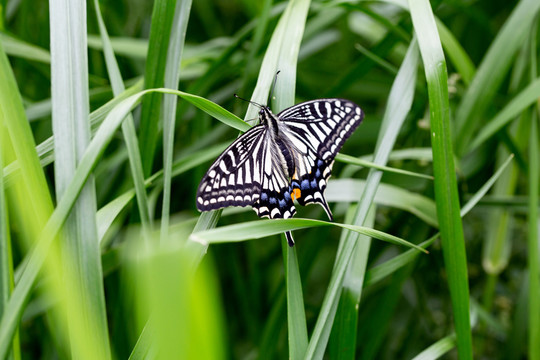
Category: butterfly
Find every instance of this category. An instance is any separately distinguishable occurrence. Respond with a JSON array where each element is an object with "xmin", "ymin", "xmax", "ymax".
[{"xmin": 196, "ymin": 97, "xmax": 364, "ymax": 246}]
